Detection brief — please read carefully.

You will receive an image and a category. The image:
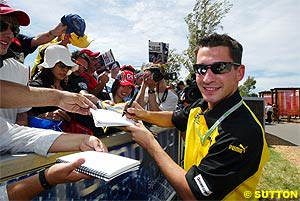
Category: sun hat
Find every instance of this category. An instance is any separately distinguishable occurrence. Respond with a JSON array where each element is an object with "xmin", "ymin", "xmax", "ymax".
[
  {"xmin": 60, "ymin": 14, "xmax": 85, "ymax": 37},
  {"xmin": 69, "ymin": 33, "xmax": 94, "ymax": 48},
  {"xmin": 80, "ymin": 49, "xmax": 100, "ymax": 57},
  {"xmin": 116, "ymin": 70, "xmax": 135, "ymax": 87},
  {"xmin": 38, "ymin": 44, "xmax": 77, "ymax": 69},
  {"xmin": 0, "ymin": 3, "xmax": 30, "ymax": 26}
]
